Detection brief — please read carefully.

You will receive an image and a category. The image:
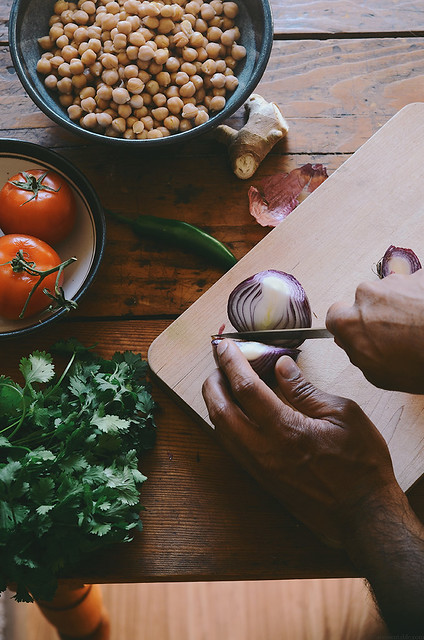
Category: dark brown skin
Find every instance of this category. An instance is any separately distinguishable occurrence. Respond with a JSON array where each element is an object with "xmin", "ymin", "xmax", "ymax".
[
  {"xmin": 202, "ymin": 337, "xmax": 424, "ymax": 635},
  {"xmin": 326, "ymin": 269, "xmax": 424, "ymax": 393}
]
